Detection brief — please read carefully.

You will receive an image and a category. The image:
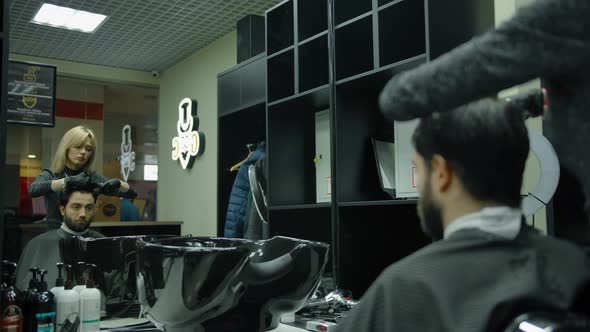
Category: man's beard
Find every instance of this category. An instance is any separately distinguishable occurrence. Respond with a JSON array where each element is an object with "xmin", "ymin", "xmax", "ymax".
[
  {"xmin": 417, "ymin": 177, "xmax": 444, "ymax": 241},
  {"xmin": 64, "ymin": 214, "xmax": 92, "ymax": 233}
]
